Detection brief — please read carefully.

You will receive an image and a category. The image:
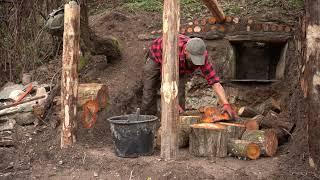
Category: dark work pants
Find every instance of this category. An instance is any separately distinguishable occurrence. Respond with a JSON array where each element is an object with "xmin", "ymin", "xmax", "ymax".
[{"xmin": 141, "ymin": 57, "xmax": 187, "ymax": 115}]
